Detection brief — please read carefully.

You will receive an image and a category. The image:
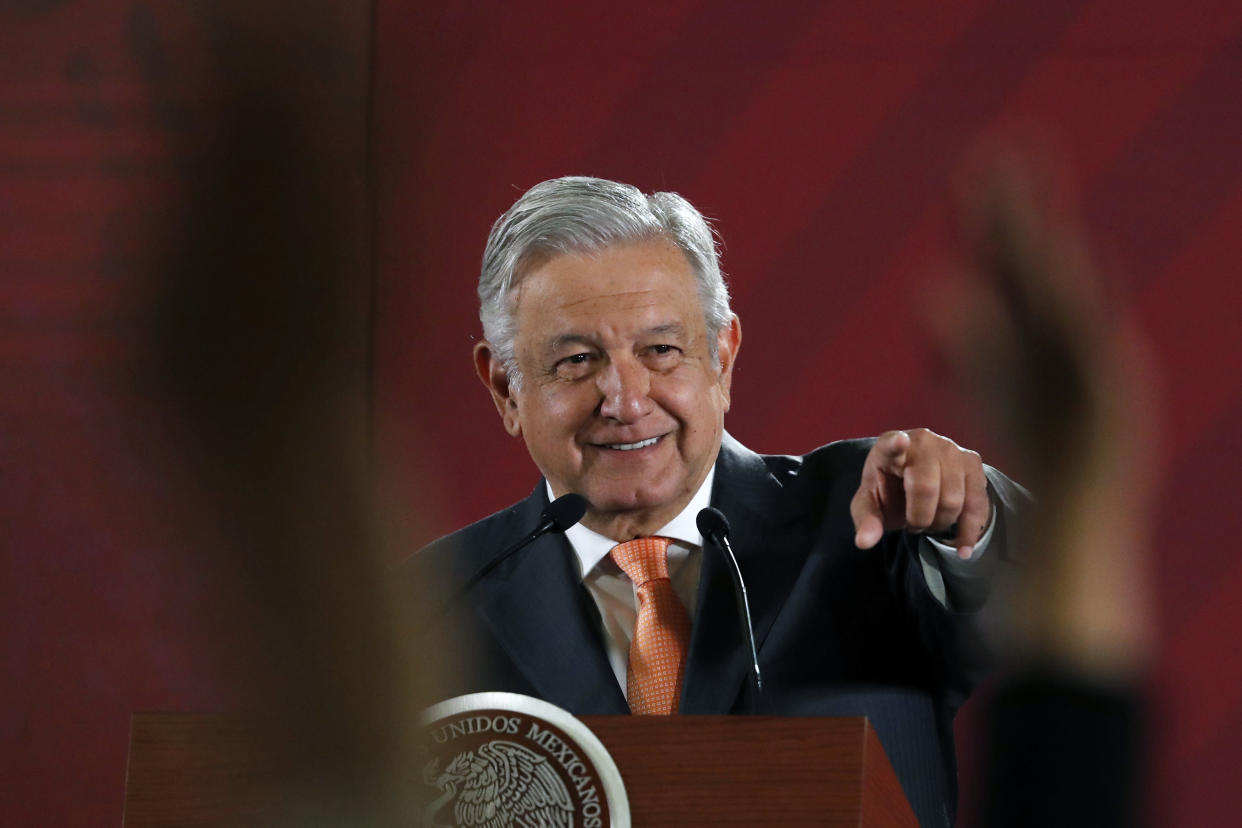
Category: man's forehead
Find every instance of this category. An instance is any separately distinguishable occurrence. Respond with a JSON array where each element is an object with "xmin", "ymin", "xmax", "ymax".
[
  {"xmin": 513, "ymin": 246, "xmax": 695, "ymax": 301},
  {"xmin": 512, "ymin": 239, "xmax": 694, "ymax": 289}
]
